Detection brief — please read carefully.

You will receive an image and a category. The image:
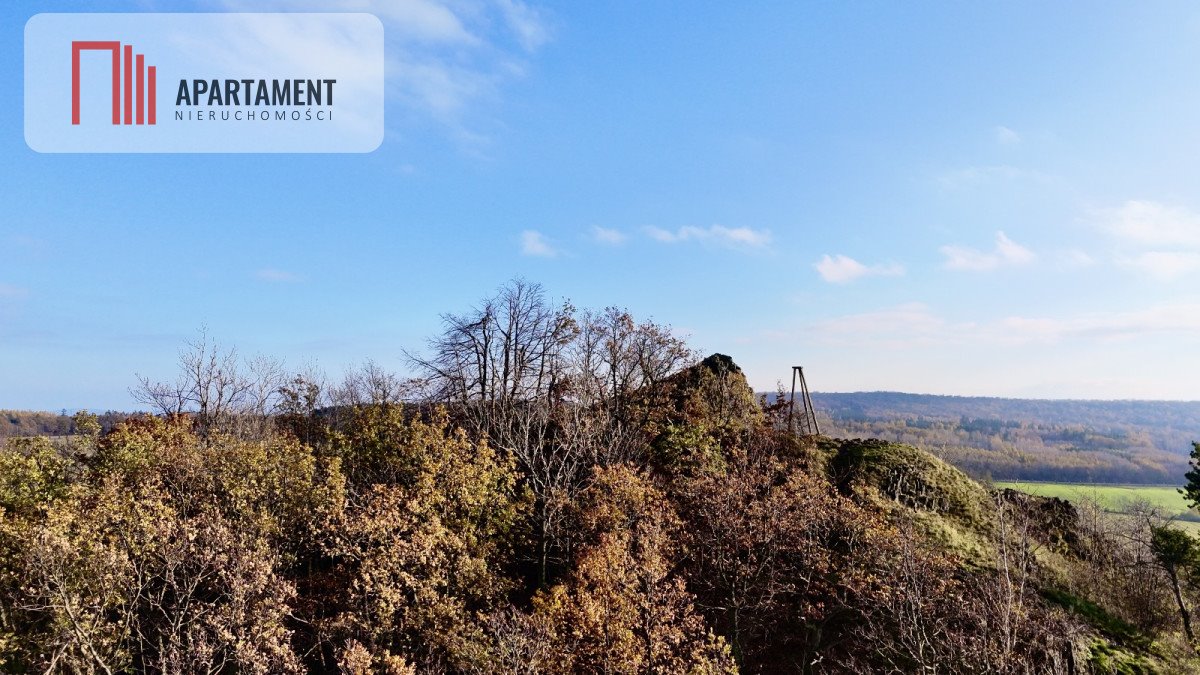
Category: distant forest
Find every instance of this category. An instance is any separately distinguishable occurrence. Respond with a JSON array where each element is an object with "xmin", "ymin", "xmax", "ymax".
[
  {"xmin": 803, "ymin": 392, "xmax": 1200, "ymax": 484},
  {"xmin": 1, "ymin": 410, "xmax": 126, "ymax": 440}
]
